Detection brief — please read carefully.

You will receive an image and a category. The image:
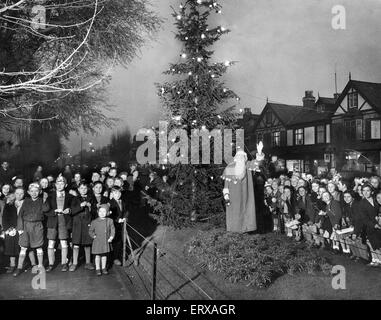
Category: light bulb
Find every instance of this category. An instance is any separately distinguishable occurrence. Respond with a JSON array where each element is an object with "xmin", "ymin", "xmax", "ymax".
[
  {"xmin": 221, "ymin": 26, "xmax": 226, "ymax": 31},
  {"xmin": 181, "ymin": 53, "xmax": 187, "ymax": 58},
  {"xmin": 177, "ymin": 15, "xmax": 182, "ymax": 20},
  {"xmin": 189, "ymin": 90, "xmax": 193, "ymax": 93},
  {"xmin": 197, "ymin": 57, "xmax": 203, "ymax": 62},
  {"xmin": 224, "ymin": 60, "xmax": 230, "ymax": 66},
  {"xmin": 188, "ymin": 71, "xmax": 192, "ymax": 76},
  {"xmin": 201, "ymin": 34, "xmax": 206, "ymax": 39}
]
